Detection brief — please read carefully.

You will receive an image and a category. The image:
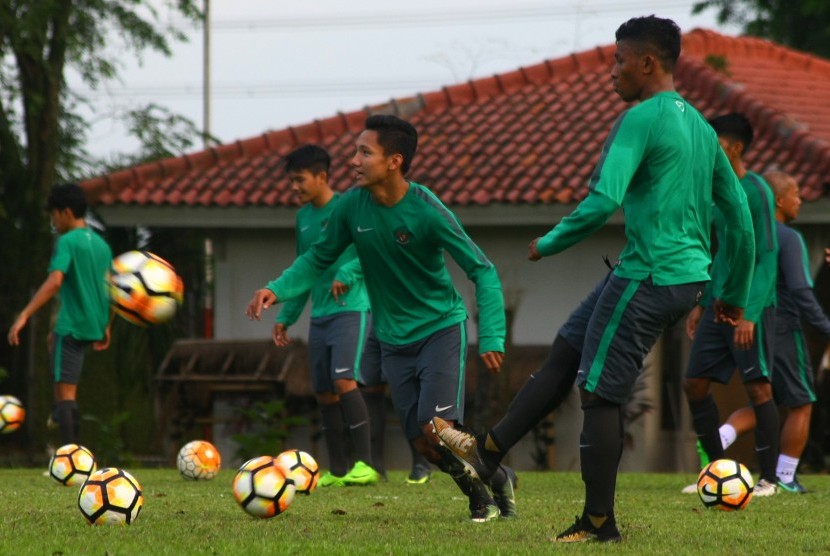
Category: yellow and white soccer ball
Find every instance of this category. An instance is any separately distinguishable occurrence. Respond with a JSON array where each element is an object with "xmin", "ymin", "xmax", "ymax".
[
  {"xmin": 275, "ymin": 449, "xmax": 319, "ymax": 495},
  {"xmin": 49, "ymin": 444, "xmax": 96, "ymax": 487},
  {"xmin": 78, "ymin": 467, "xmax": 144, "ymax": 525},
  {"xmin": 232, "ymin": 455, "xmax": 296, "ymax": 518},
  {"xmin": 110, "ymin": 250, "xmax": 184, "ymax": 326},
  {"xmin": 697, "ymin": 458, "xmax": 754, "ymax": 511},
  {"xmin": 0, "ymin": 395, "xmax": 25, "ymax": 434},
  {"xmin": 177, "ymin": 440, "xmax": 221, "ymax": 480}
]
